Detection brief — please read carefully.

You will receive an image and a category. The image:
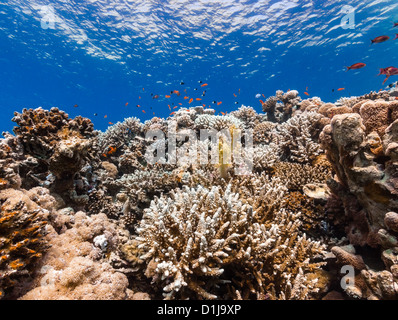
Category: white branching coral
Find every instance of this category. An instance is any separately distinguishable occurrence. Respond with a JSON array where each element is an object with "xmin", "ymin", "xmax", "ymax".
[
  {"xmin": 194, "ymin": 115, "xmax": 244, "ymax": 131},
  {"xmin": 135, "ymin": 184, "xmax": 326, "ymax": 300},
  {"xmin": 273, "ymin": 111, "xmax": 323, "ymax": 163},
  {"xmin": 97, "ymin": 117, "xmax": 143, "ymax": 151}
]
